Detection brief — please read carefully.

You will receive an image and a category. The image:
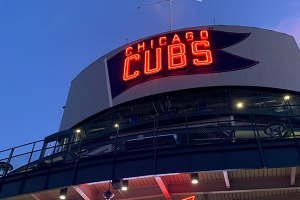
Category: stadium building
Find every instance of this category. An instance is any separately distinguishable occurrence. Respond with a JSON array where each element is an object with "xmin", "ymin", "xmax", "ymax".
[{"xmin": 1, "ymin": 25, "xmax": 300, "ymax": 200}]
